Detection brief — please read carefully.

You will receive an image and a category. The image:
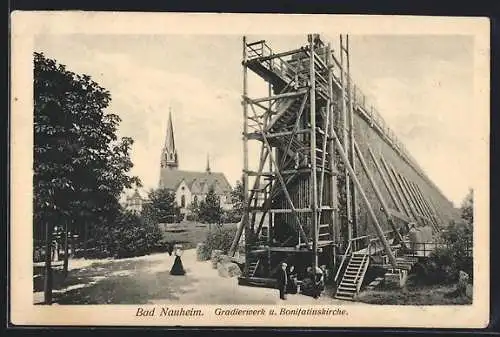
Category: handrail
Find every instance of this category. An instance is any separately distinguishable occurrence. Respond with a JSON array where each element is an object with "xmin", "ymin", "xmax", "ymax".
[{"xmin": 334, "ymin": 240, "xmax": 351, "ymax": 282}]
